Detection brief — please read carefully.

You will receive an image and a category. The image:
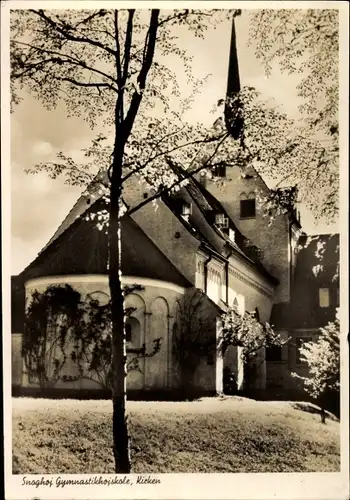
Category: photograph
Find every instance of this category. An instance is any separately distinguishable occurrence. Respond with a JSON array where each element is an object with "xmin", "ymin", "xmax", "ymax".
[{"xmin": 2, "ymin": 1, "xmax": 349, "ymax": 499}]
